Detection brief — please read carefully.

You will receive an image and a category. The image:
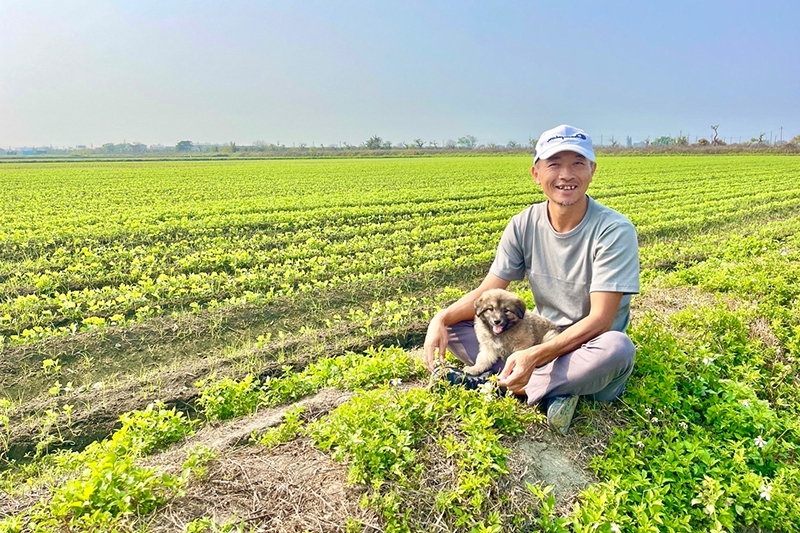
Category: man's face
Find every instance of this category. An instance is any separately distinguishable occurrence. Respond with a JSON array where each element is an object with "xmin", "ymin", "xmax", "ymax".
[{"xmin": 532, "ymin": 151, "xmax": 596, "ymax": 207}]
